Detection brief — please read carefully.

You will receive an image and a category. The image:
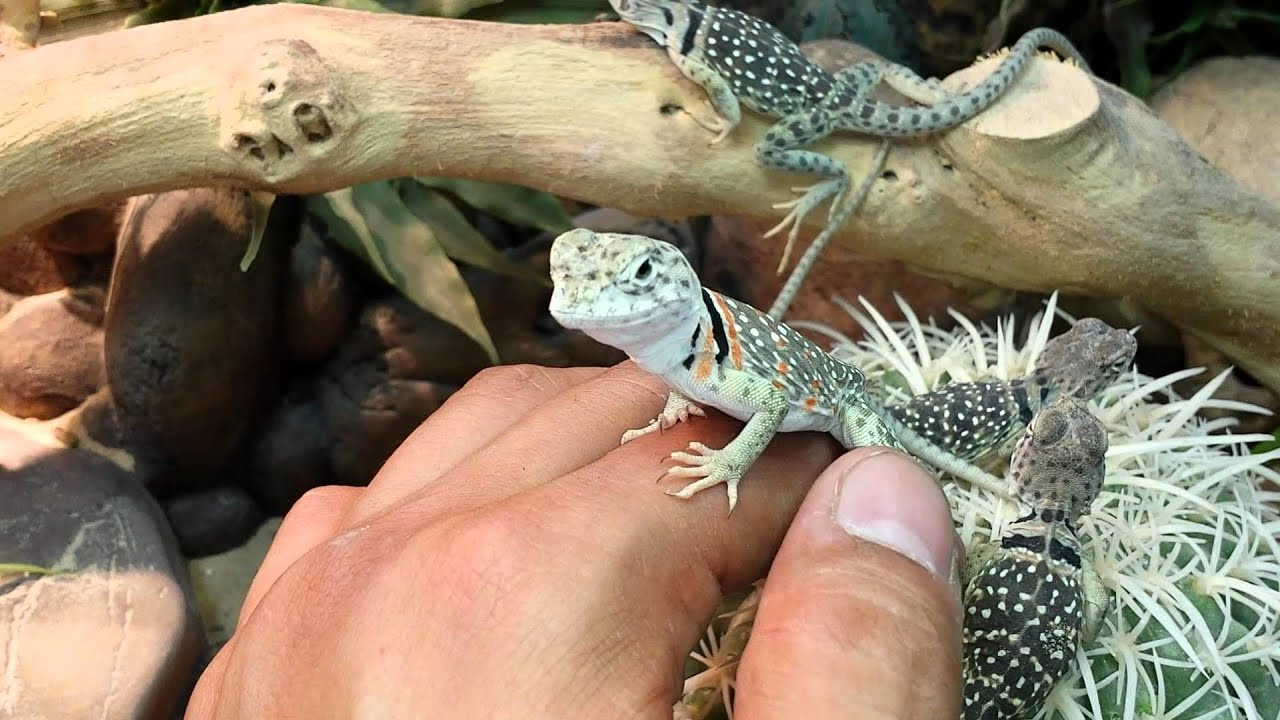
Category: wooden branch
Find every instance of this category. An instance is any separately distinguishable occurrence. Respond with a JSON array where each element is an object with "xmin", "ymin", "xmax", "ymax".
[{"xmin": 2, "ymin": 4, "xmax": 1279, "ymax": 392}]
